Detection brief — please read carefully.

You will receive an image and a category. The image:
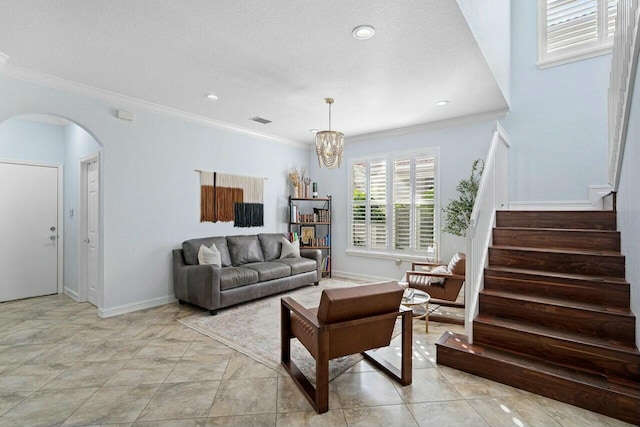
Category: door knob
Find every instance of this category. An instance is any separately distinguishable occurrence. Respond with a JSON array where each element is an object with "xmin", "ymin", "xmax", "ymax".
[
  {"xmin": 50, "ymin": 235, "xmax": 57, "ymax": 240},
  {"xmin": 84, "ymin": 239, "xmax": 90, "ymax": 243}
]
